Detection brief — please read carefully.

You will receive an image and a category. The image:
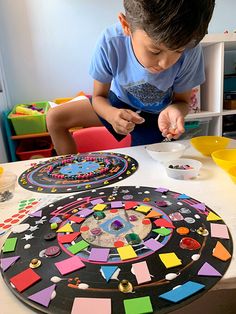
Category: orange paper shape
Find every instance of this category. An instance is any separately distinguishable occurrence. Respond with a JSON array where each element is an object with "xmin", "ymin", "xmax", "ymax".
[
  {"xmin": 212, "ymin": 241, "xmax": 231, "ymax": 261},
  {"xmin": 145, "ymin": 210, "xmax": 162, "ymax": 219}
]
